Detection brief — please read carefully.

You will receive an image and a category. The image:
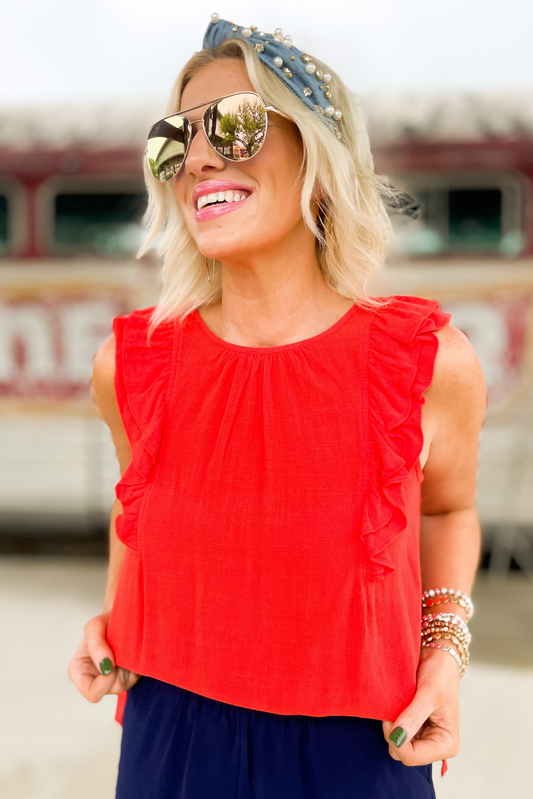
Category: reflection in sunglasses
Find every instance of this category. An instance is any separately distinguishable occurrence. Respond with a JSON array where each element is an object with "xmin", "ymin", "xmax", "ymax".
[
  {"xmin": 147, "ymin": 93, "xmax": 269, "ymax": 182},
  {"xmin": 210, "ymin": 97, "xmax": 266, "ymax": 159},
  {"xmin": 147, "ymin": 117, "xmax": 188, "ymax": 181}
]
